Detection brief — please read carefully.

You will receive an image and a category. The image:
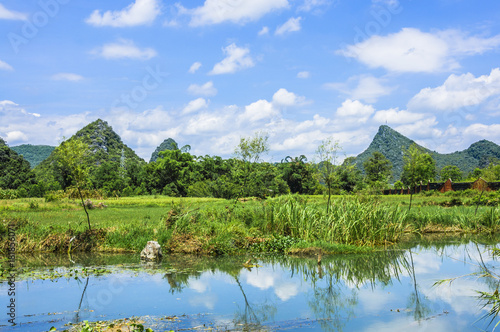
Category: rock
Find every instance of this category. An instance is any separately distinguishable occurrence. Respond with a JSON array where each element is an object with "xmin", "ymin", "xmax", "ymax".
[{"xmin": 140, "ymin": 241, "xmax": 163, "ymax": 261}]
